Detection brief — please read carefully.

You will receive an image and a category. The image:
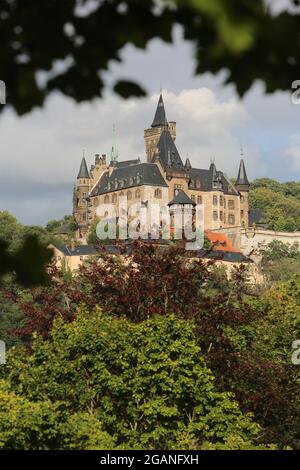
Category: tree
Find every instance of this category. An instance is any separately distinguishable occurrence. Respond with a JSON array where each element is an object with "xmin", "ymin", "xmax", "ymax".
[
  {"xmin": 0, "ymin": 0, "xmax": 300, "ymax": 115},
  {"xmin": 0, "ymin": 379, "xmax": 115, "ymax": 450},
  {"xmin": 1, "ymin": 309, "xmax": 266, "ymax": 450},
  {"xmin": 0, "ymin": 211, "xmax": 53, "ymax": 286}
]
